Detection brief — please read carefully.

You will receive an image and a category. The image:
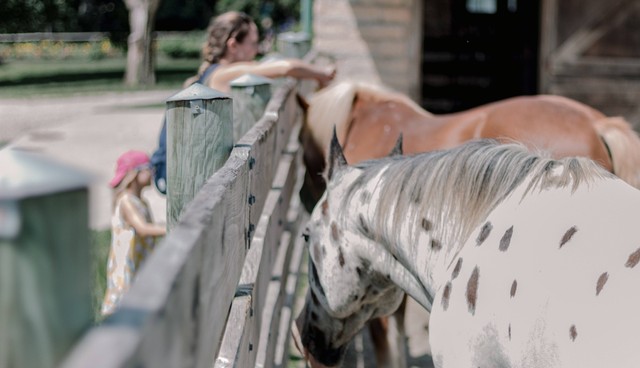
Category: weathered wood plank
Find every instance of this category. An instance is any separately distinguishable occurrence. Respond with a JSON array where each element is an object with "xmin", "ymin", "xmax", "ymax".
[
  {"xmin": 273, "ymin": 224, "xmax": 308, "ymax": 368},
  {"xmin": 214, "ymin": 295, "xmax": 253, "ymax": 368},
  {"xmin": 255, "ymin": 231, "xmax": 293, "ymax": 368},
  {"xmin": 256, "ymin": 180, "xmax": 307, "ymax": 368},
  {"xmin": 552, "ymin": 0, "xmax": 634, "ymax": 63},
  {"xmin": 273, "ymin": 84, "xmax": 302, "ymax": 164},
  {"xmin": 215, "ymin": 118, "xmax": 303, "ymax": 368},
  {"xmin": 553, "ymin": 57, "xmax": 640, "ymax": 77},
  {"xmin": 214, "ymin": 191, "xmax": 279, "ymax": 368},
  {"xmin": 236, "ymin": 80, "xmax": 297, "ymax": 240},
  {"xmin": 255, "ymin": 158, "xmax": 307, "ymax": 368},
  {"xmin": 192, "ymin": 150, "xmax": 250, "ymax": 368}
]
